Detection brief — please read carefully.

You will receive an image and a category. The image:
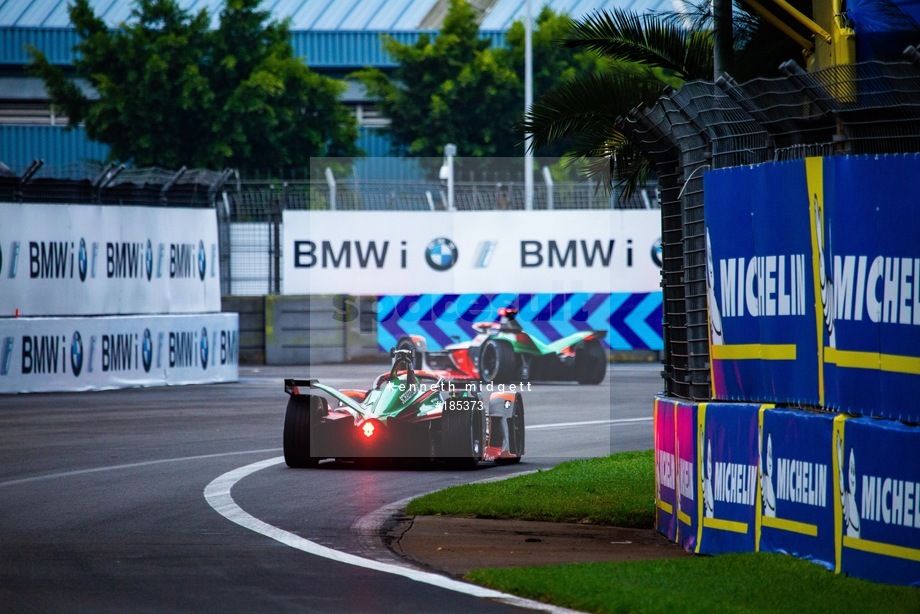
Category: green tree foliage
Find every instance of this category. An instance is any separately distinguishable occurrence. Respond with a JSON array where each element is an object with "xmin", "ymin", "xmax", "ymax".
[
  {"xmin": 523, "ymin": 1, "xmax": 818, "ymax": 196},
  {"xmin": 354, "ymin": 0, "xmax": 518, "ymax": 159},
  {"xmin": 499, "ymin": 6, "xmax": 605, "ymax": 159},
  {"xmin": 523, "ymin": 8, "xmax": 713, "ymax": 195},
  {"xmin": 27, "ymin": 0, "xmax": 359, "ymax": 170}
]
